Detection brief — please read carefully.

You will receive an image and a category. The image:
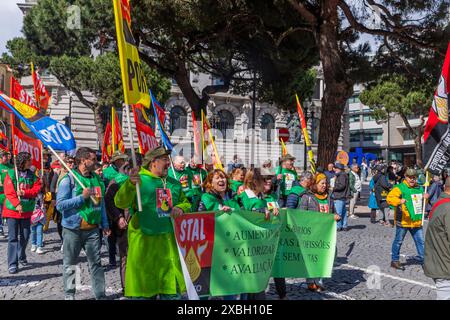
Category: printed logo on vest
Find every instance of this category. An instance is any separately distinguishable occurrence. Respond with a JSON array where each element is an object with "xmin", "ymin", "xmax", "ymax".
[{"xmin": 156, "ymin": 188, "xmax": 173, "ymax": 218}]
